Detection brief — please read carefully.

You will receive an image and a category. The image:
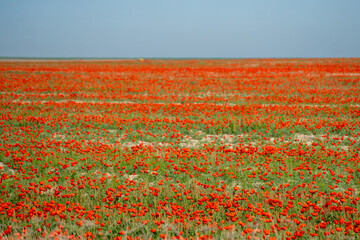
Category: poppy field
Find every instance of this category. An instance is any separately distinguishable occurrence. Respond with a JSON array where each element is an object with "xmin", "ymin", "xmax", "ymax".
[{"xmin": 0, "ymin": 58, "xmax": 360, "ymax": 239}]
